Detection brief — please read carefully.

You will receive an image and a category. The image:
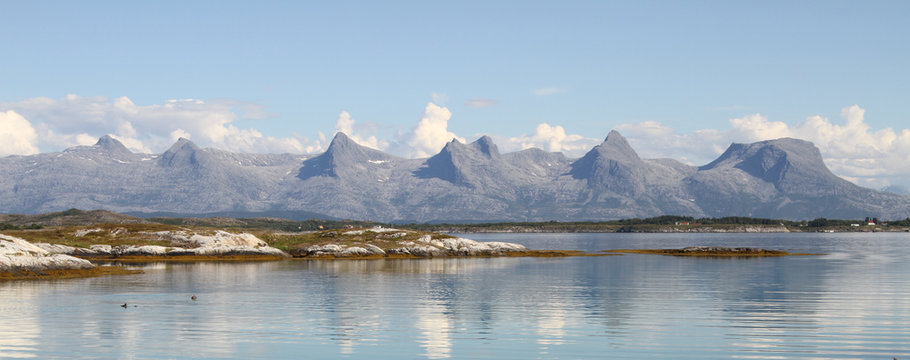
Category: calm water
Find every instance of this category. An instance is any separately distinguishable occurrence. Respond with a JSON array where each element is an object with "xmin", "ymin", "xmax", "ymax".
[{"xmin": 1, "ymin": 232, "xmax": 909, "ymax": 359}]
